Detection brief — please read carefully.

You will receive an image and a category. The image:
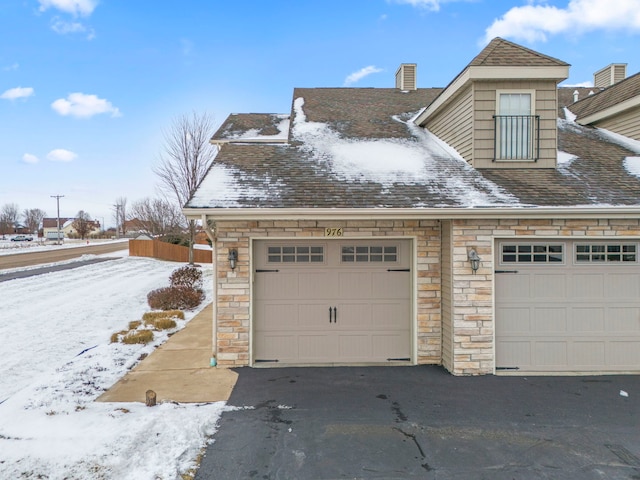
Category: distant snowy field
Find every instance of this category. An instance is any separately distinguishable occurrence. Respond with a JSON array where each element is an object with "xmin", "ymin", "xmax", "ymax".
[{"xmin": 0, "ymin": 251, "xmax": 224, "ymax": 479}]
